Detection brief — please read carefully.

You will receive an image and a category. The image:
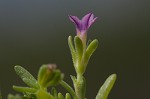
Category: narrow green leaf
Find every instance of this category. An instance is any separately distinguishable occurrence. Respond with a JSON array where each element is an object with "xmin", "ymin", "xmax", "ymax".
[
  {"xmin": 14, "ymin": 66, "xmax": 39, "ymax": 89},
  {"xmin": 96, "ymin": 74, "xmax": 117, "ymax": 99},
  {"xmin": 22, "ymin": 78, "xmax": 39, "ymax": 89},
  {"xmin": 68, "ymin": 36, "xmax": 76, "ymax": 69},
  {"xmin": 74, "ymin": 36, "xmax": 83, "ymax": 62},
  {"xmin": 51, "ymin": 87, "xmax": 57, "ymax": 98},
  {"xmin": 70, "ymin": 75, "xmax": 76, "ymax": 83},
  {"xmin": 13, "ymin": 86, "xmax": 37, "ymax": 93},
  {"xmin": 60, "ymin": 80, "xmax": 76, "ymax": 98},
  {"xmin": 65, "ymin": 93, "xmax": 71, "ymax": 99},
  {"xmin": 8, "ymin": 94, "xmax": 22, "ymax": 99},
  {"xmin": 58, "ymin": 93, "xmax": 64, "ymax": 99},
  {"xmin": 84, "ymin": 39, "xmax": 98, "ymax": 66}
]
